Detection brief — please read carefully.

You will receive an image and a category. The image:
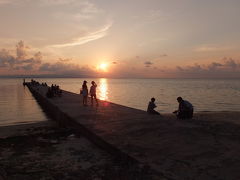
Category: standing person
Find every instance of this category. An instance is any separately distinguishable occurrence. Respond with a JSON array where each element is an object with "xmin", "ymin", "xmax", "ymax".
[
  {"xmin": 82, "ymin": 80, "xmax": 88, "ymax": 106},
  {"xmin": 147, "ymin": 98, "xmax": 160, "ymax": 115},
  {"xmin": 173, "ymin": 97, "xmax": 193, "ymax": 119},
  {"xmin": 90, "ymin": 81, "xmax": 98, "ymax": 106}
]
